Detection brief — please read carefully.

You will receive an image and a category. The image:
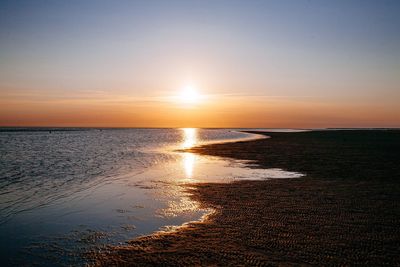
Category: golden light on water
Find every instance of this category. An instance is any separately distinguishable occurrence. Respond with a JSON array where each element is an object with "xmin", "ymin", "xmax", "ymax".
[
  {"xmin": 181, "ymin": 128, "xmax": 198, "ymax": 179},
  {"xmin": 157, "ymin": 128, "xmax": 200, "ymax": 218},
  {"xmin": 182, "ymin": 128, "xmax": 197, "ymax": 149},
  {"xmin": 183, "ymin": 153, "xmax": 196, "ymax": 179}
]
